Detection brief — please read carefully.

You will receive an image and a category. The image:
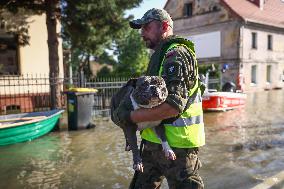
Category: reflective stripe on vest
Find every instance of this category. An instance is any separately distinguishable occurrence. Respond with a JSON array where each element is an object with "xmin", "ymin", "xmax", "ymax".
[
  {"xmin": 141, "ymin": 41, "xmax": 205, "ymax": 148},
  {"xmin": 170, "ymin": 92, "xmax": 203, "ymax": 127},
  {"xmin": 170, "ymin": 114, "xmax": 203, "ymax": 127}
]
